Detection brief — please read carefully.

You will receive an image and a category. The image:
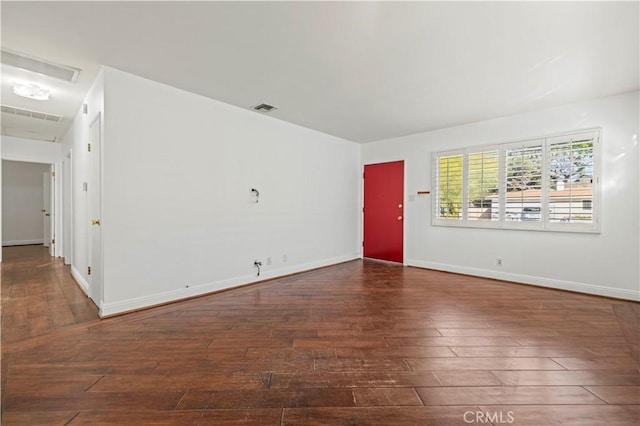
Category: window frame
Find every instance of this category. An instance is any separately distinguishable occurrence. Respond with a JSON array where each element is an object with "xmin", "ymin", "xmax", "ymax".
[
  {"xmin": 432, "ymin": 128, "xmax": 601, "ymax": 233},
  {"xmin": 466, "ymin": 145, "xmax": 501, "ymax": 225},
  {"xmin": 433, "ymin": 149, "xmax": 465, "ymax": 221},
  {"xmin": 501, "ymin": 138, "xmax": 545, "ymax": 231}
]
